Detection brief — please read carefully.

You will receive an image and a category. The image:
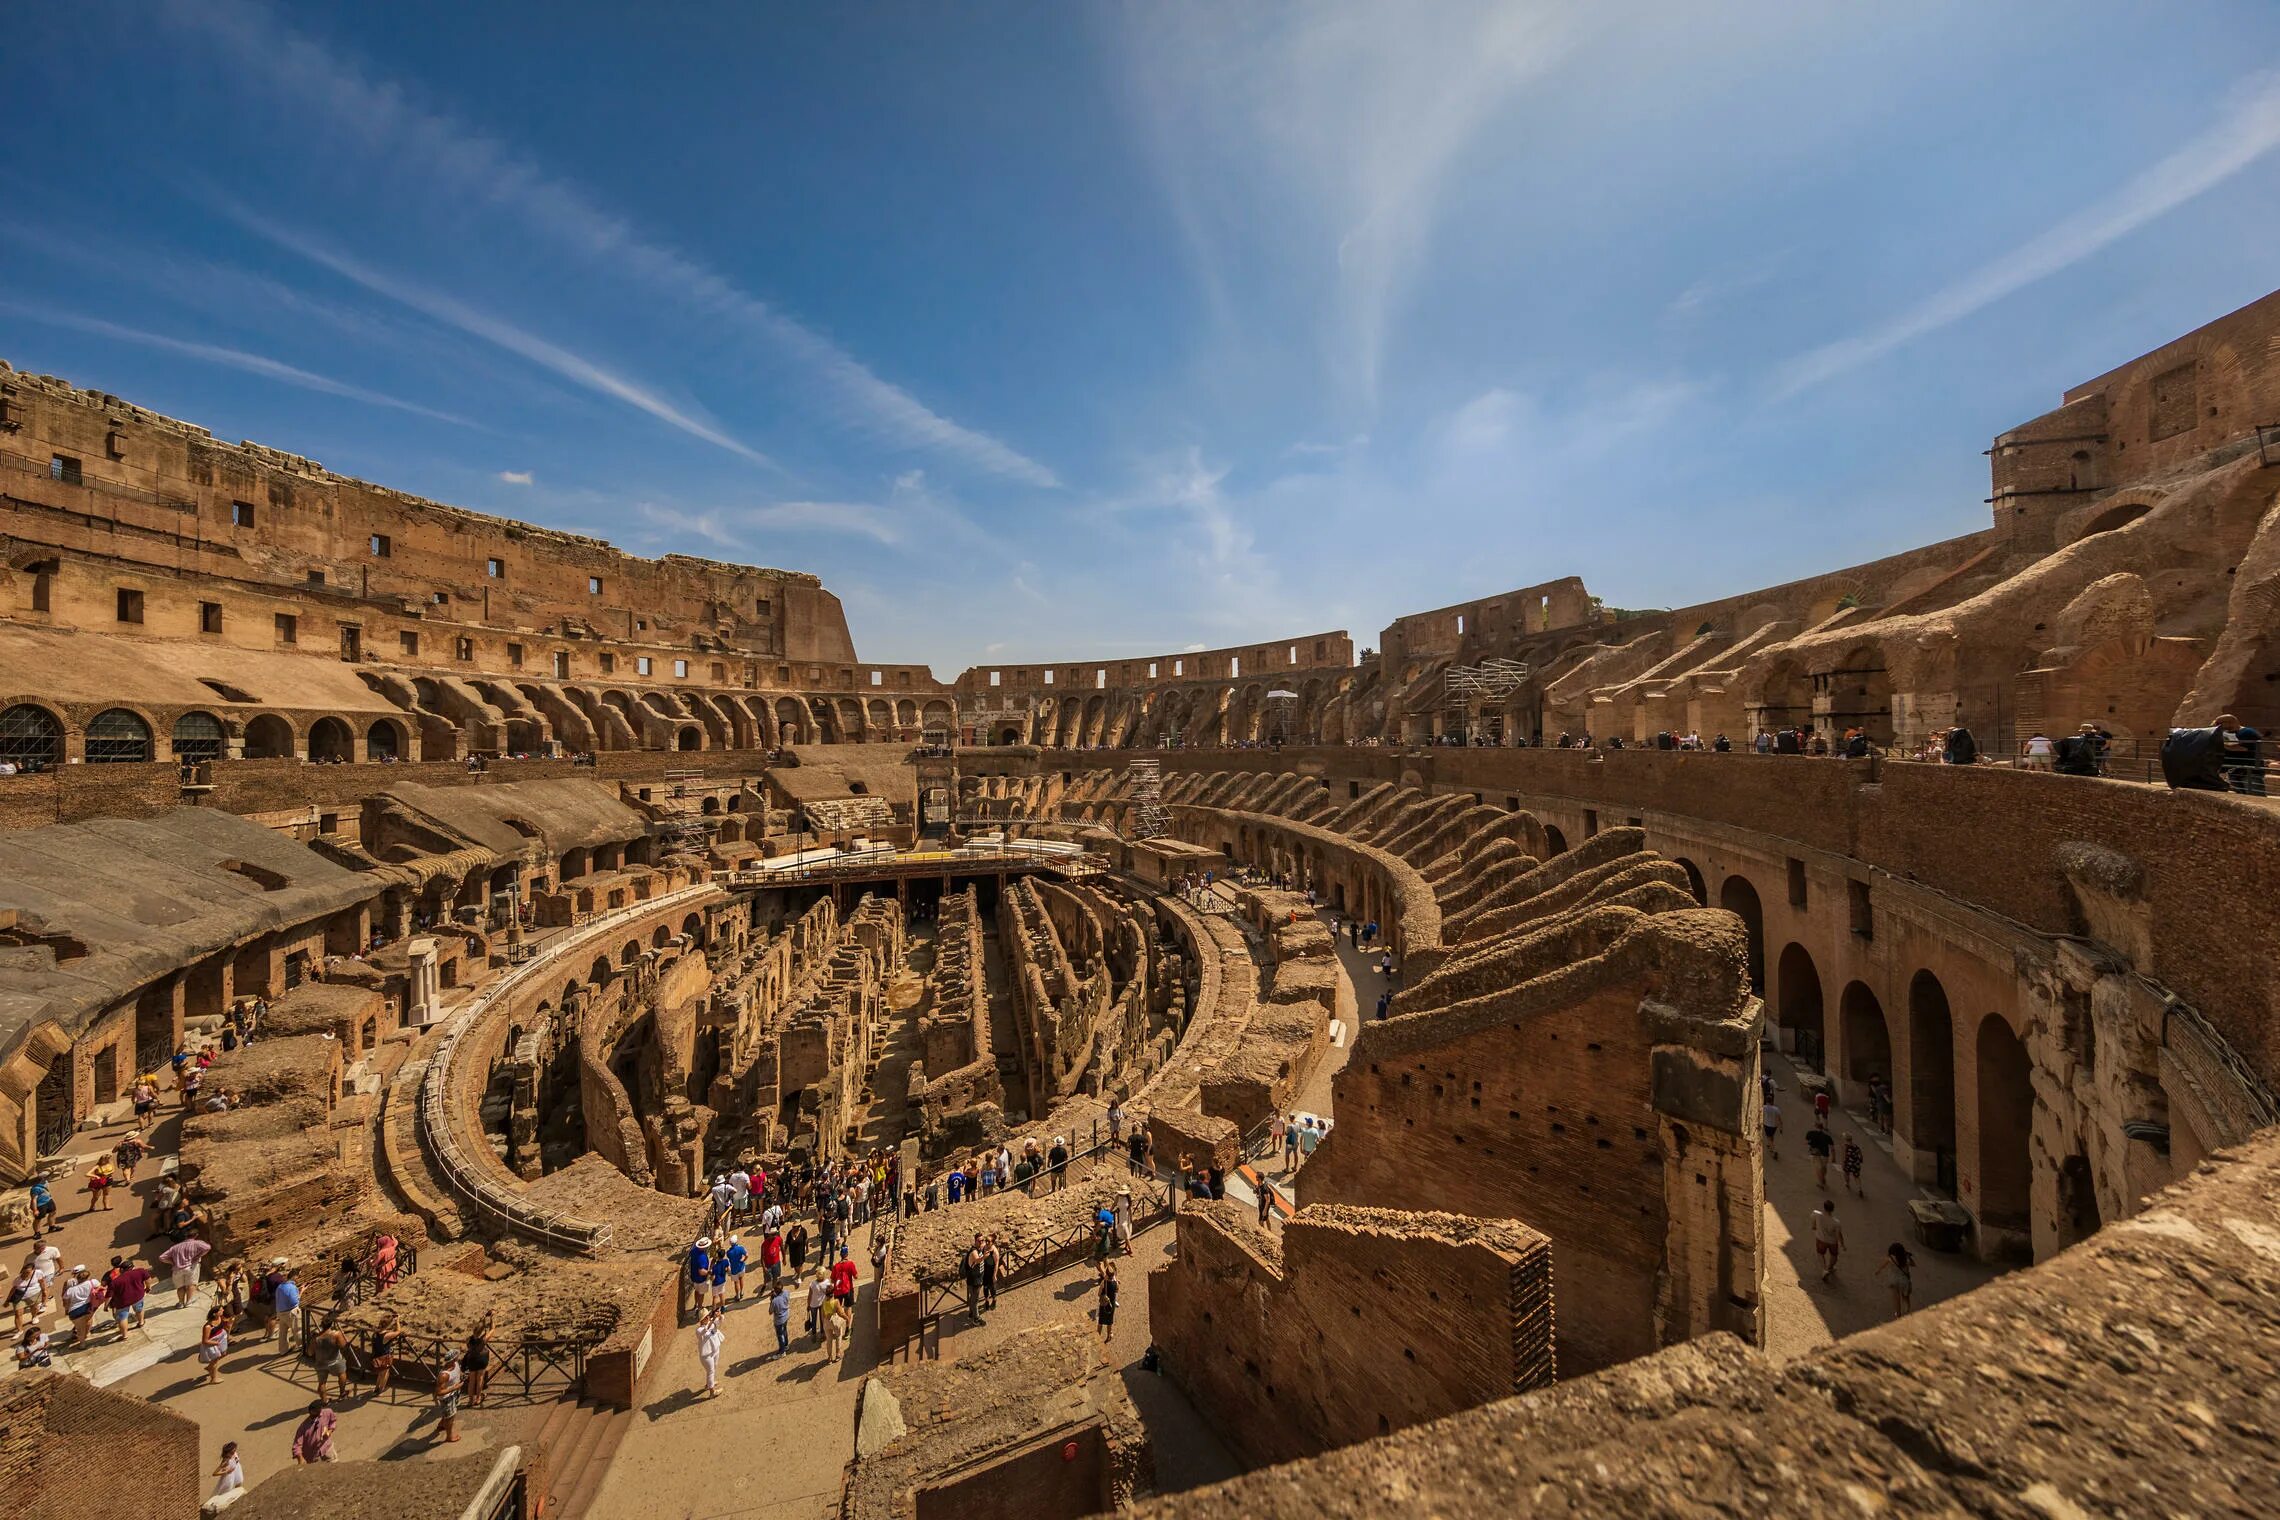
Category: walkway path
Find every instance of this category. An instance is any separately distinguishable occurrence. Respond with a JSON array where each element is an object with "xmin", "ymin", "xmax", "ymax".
[{"xmin": 1758, "ymin": 1049, "xmax": 2004, "ymax": 1360}]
